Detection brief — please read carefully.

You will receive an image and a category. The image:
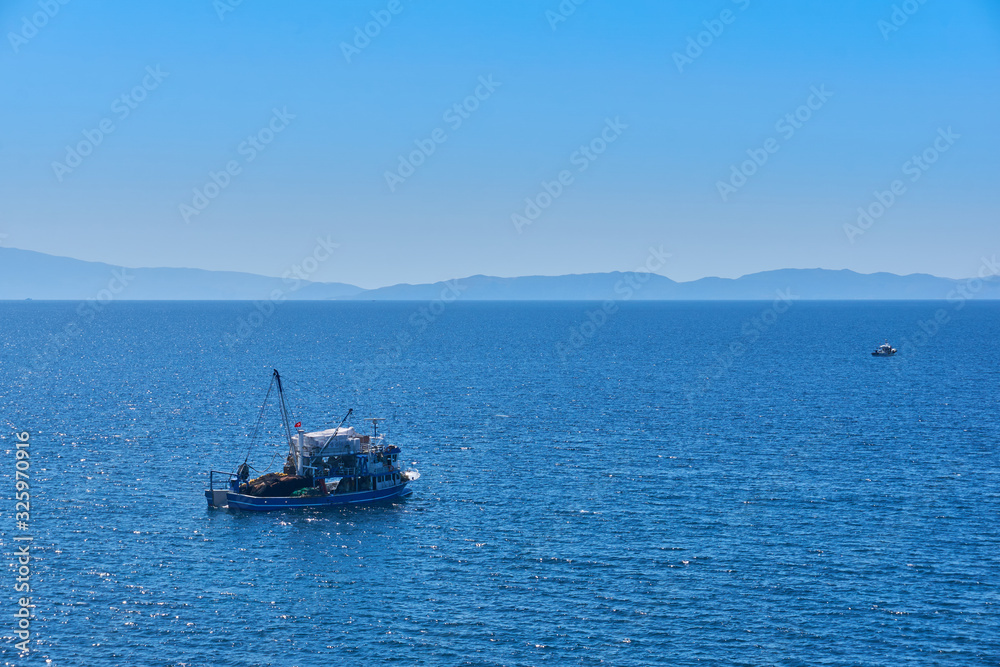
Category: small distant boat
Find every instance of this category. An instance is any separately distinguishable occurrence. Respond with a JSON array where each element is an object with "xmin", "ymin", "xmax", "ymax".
[
  {"xmin": 205, "ymin": 370, "xmax": 416, "ymax": 511},
  {"xmin": 871, "ymin": 341, "xmax": 897, "ymax": 357}
]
